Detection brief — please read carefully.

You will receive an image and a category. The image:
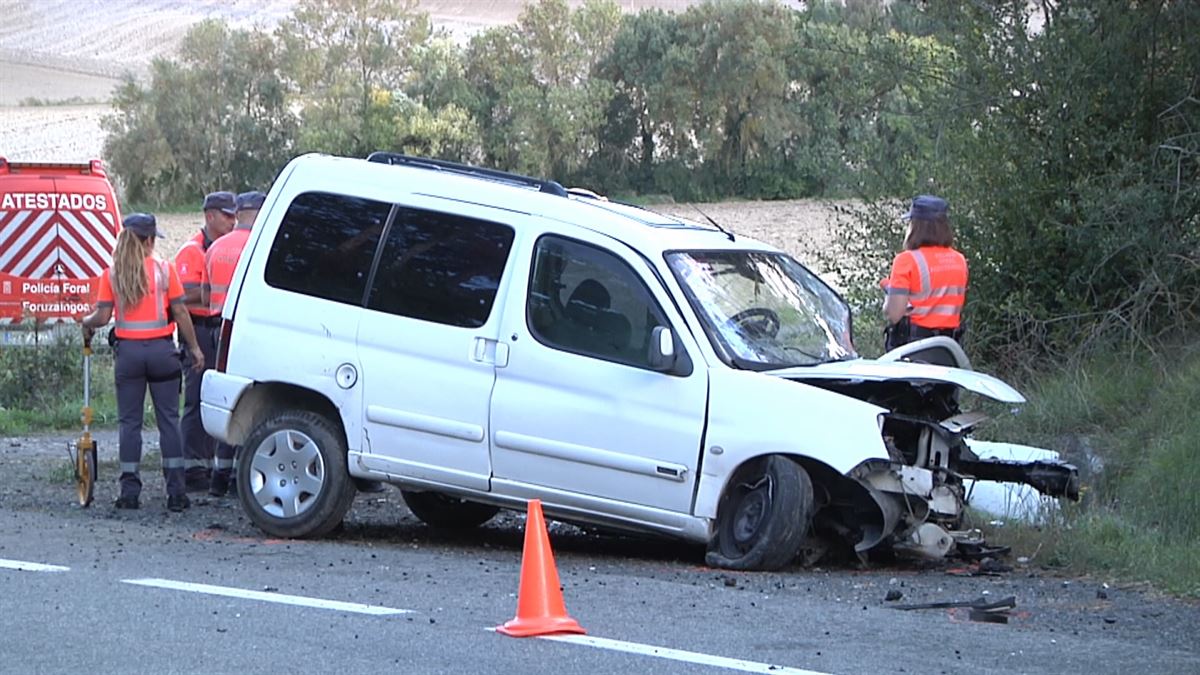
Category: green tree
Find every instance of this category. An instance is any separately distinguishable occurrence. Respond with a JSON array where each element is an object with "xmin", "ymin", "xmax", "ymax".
[
  {"xmin": 465, "ymin": 0, "xmax": 621, "ymax": 179},
  {"xmin": 103, "ymin": 21, "xmax": 295, "ymax": 204},
  {"xmin": 102, "ymin": 76, "xmax": 177, "ymax": 205},
  {"xmin": 676, "ymin": 1, "xmax": 799, "ymax": 195},
  {"xmin": 594, "ymin": 9, "xmax": 685, "ymax": 190},
  {"xmin": 828, "ymin": 0, "xmax": 1200, "ymax": 363},
  {"xmin": 279, "ymin": 0, "xmax": 433, "ymax": 156}
]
